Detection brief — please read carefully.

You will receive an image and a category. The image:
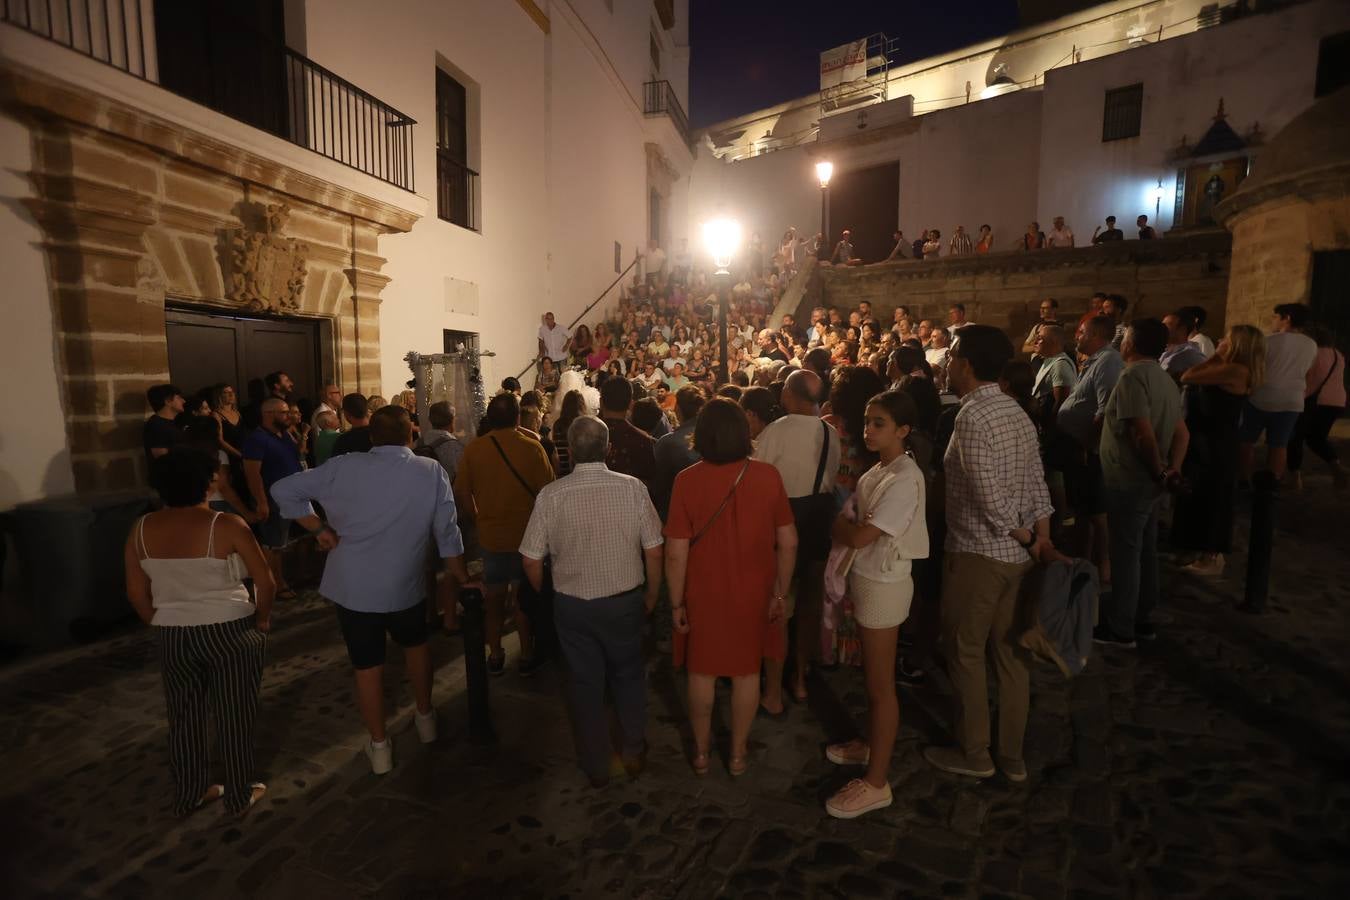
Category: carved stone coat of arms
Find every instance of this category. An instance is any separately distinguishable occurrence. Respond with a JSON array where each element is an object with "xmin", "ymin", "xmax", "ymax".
[{"xmin": 224, "ymin": 203, "xmax": 309, "ymax": 312}]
